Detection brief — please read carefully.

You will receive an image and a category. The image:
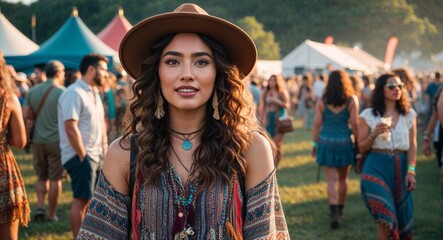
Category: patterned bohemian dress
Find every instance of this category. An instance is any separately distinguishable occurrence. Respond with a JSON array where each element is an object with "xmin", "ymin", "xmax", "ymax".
[
  {"xmin": 78, "ymin": 139, "xmax": 290, "ymax": 239},
  {"xmin": 360, "ymin": 108, "xmax": 416, "ymax": 240},
  {"xmin": 316, "ymin": 99, "xmax": 354, "ymax": 167},
  {"xmin": 0, "ymin": 91, "xmax": 30, "ymax": 226}
]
